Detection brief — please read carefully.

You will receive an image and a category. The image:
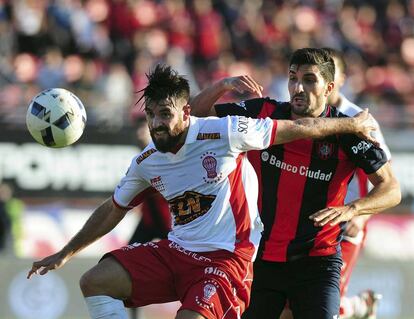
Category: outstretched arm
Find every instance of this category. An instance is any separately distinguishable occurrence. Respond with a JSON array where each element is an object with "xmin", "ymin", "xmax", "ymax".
[
  {"xmin": 190, "ymin": 76, "xmax": 263, "ymax": 117},
  {"xmin": 273, "ymin": 109, "xmax": 378, "ymax": 145},
  {"xmin": 27, "ymin": 197, "xmax": 128, "ymax": 278}
]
